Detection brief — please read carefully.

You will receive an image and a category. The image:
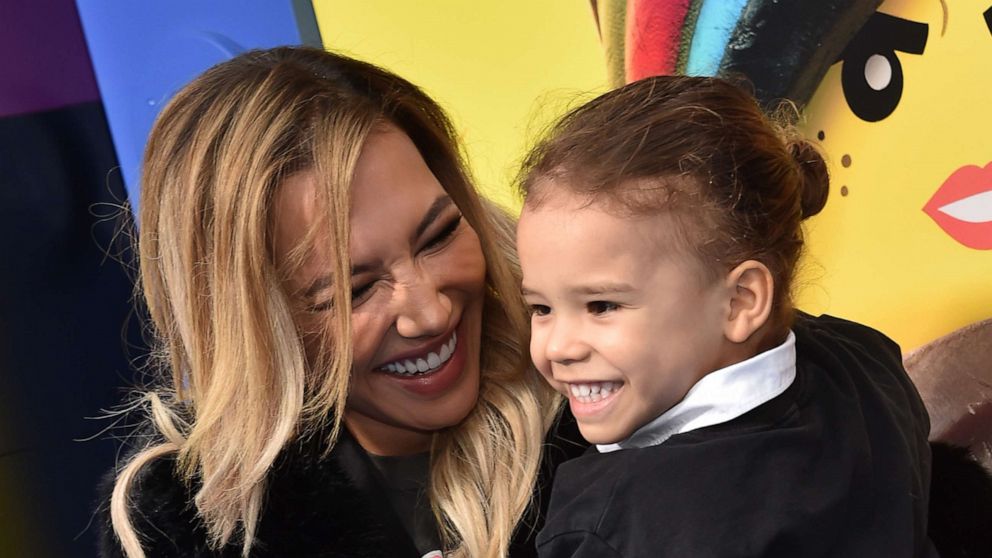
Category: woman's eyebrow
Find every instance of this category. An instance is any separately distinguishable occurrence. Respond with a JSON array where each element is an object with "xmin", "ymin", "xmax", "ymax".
[{"xmin": 415, "ymin": 195, "xmax": 455, "ymax": 238}]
